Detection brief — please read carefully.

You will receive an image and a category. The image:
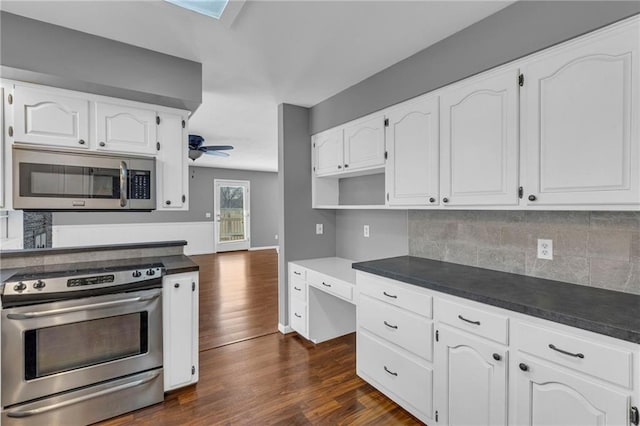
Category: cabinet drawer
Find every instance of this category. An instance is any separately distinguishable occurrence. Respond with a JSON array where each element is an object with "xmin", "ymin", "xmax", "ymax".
[
  {"xmin": 357, "ymin": 330, "xmax": 432, "ymax": 417},
  {"xmin": 359, "ymin": 294, "xmax": 433, "ymax": 361},
  {"xmin": 357, "ymin": 273, "xmax": 432, "ymax": 318},
  {"xmin": 290, "ymin": 276, "xmax": 307, "ymax": 301},
  {"xmin": 515, "ymin": 322, "xmax": 633, "ymax": 389},
  {"xmin": 437, "ymin": 298, "xmax": 508, "ymax": 344},
  {"xmin": 308, "ymin": 271, "xmax": 353, "ymax": 302},
  {"xmin": 290, "ymin": 298, "xmax": 307, "ymax": 337},
  {"xmin": 289, "ymin": 263, "xmax": 307, "ymax": 280}
]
